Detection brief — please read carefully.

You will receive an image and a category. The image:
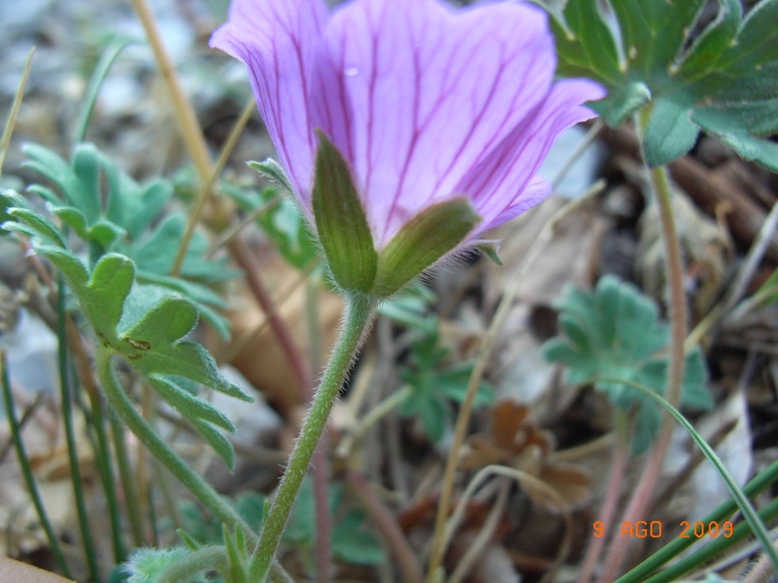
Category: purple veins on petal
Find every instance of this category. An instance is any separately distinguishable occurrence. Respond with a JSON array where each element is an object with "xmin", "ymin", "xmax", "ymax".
[
  {"xmin": 311, "ymin": 0, "xmax": 558, "ymax": 248},
  {"xmin": 209, "ymin": 0, "xmax": 329, "ymax": 214},
  {"xmin": 211, "ymin": 0, "xmax": 606, "ymax": 255},
  {"xmin": 461, "ymin": 78, "xmax": 606, "ymax": 237}
]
